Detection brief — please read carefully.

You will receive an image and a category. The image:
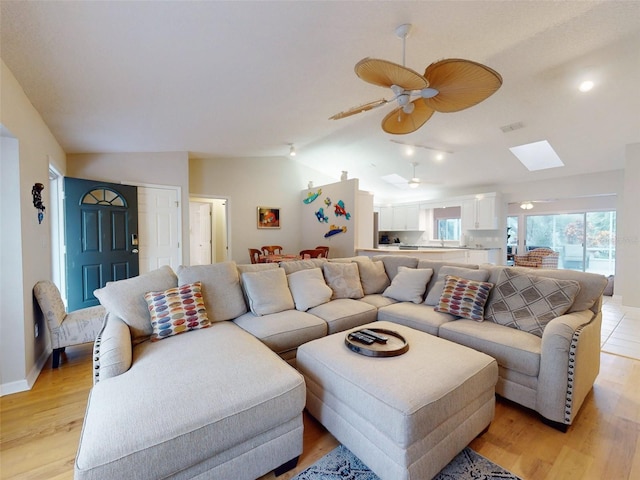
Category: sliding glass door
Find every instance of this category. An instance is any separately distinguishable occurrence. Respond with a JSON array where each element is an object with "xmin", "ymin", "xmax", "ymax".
[{"xmin": 524, "ymin": 211, "xmax": 615, "ymax": 275}]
